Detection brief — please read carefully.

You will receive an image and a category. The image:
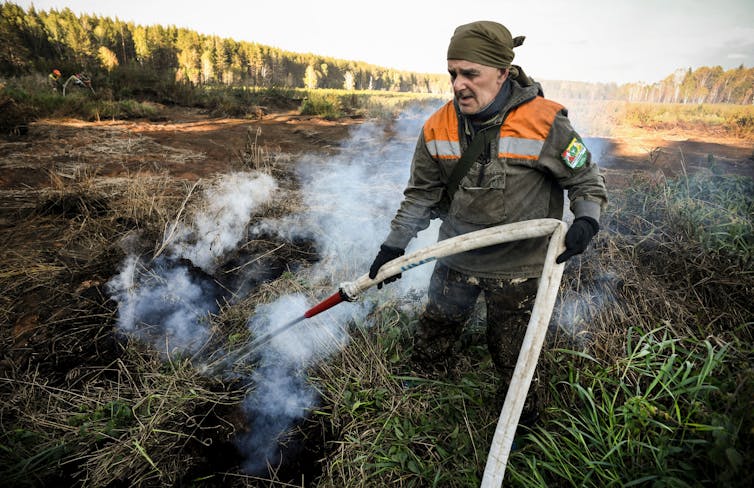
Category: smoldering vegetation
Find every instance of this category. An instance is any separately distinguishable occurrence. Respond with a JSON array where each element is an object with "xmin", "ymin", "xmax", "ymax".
[
  {"xmin": 1, "ymin": 103, "xmax": 752, "ymax": 488},
  {"xmin": 0, "ymin": 103, "xmax": 440, "ymax": 486}
]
